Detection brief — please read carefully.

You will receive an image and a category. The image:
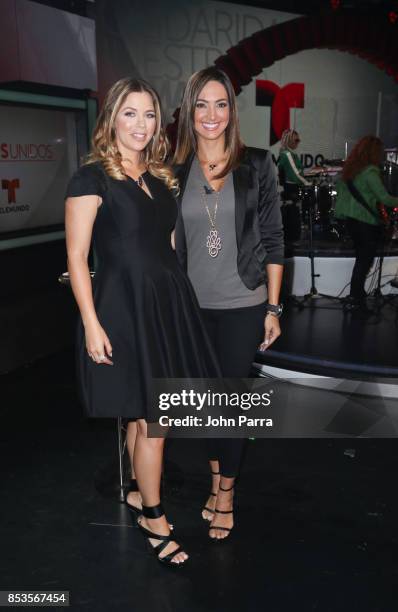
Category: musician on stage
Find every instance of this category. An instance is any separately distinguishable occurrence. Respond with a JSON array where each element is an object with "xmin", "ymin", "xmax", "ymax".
[
  {"xmin": 277, "ymin": 129, "xmax": 311, "ymax": 187},
  {"xmin": 335, "ymin": 135, "xmax": 398, "ymax": 313}
]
